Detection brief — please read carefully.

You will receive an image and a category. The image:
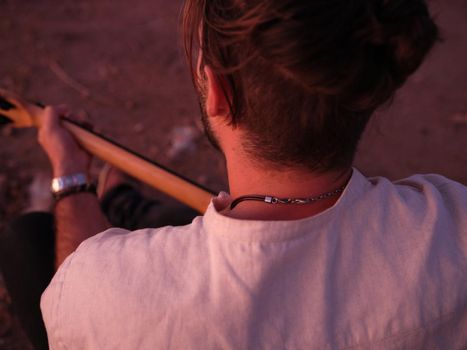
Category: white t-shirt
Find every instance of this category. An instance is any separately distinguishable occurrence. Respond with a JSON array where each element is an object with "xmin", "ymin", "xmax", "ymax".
[{"xmin": 41, "ymin": 168, "xmax": 467, "ymax": 349}]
